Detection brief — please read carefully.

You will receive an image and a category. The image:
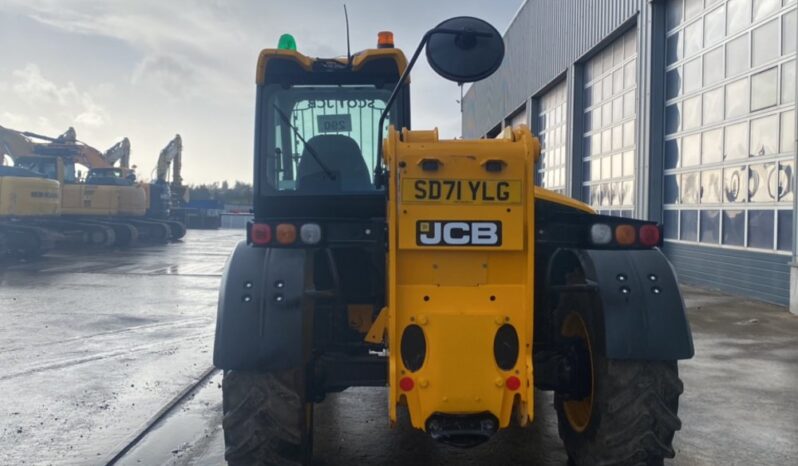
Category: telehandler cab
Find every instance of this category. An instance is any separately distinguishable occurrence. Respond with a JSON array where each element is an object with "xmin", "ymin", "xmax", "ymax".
[{"xmin": 214, "ymin": 16, "xmax": 694, "ymax": 466}]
